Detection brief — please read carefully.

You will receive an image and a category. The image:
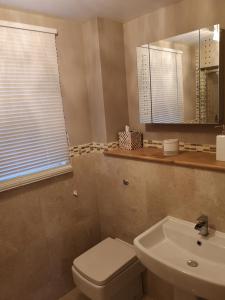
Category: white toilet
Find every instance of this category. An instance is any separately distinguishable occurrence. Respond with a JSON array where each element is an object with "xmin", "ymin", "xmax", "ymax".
[{"xmin": 72, "ymin": 237, "xmax": 145, "ymax": 300}]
